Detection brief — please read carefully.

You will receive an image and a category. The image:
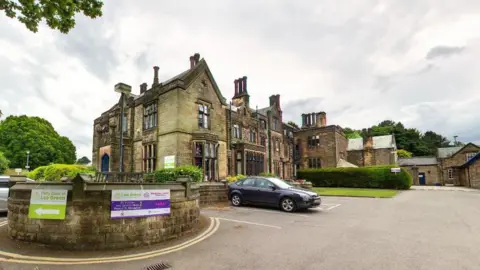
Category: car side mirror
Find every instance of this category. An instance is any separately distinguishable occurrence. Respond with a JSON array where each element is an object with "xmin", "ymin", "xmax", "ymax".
[{"xmin": 270, "ymin": 185, "xmax": 276, "ymax": 190}]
